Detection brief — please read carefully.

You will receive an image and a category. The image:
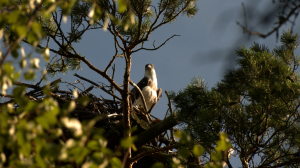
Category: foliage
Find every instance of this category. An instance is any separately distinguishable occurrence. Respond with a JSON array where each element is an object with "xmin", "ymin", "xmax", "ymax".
[
  {"xmin": 0, "ymin": 0, "xmax": 201, "ymax": 168},
  {"xmin": 170, "ymin": 30, "xmax": 300, "ymax": 167}
]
